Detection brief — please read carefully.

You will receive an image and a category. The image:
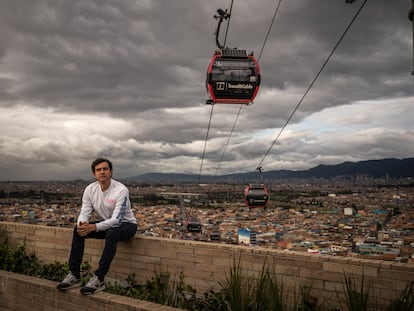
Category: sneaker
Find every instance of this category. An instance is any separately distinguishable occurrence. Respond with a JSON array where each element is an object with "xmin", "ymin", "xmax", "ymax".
[
  {"xmin": 57, "ymin": 272, "xmax": 81, "ymax": 290},
  {"xmin": 80, "ymin": 275, "xmax": 105, "ymax": 295}
]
